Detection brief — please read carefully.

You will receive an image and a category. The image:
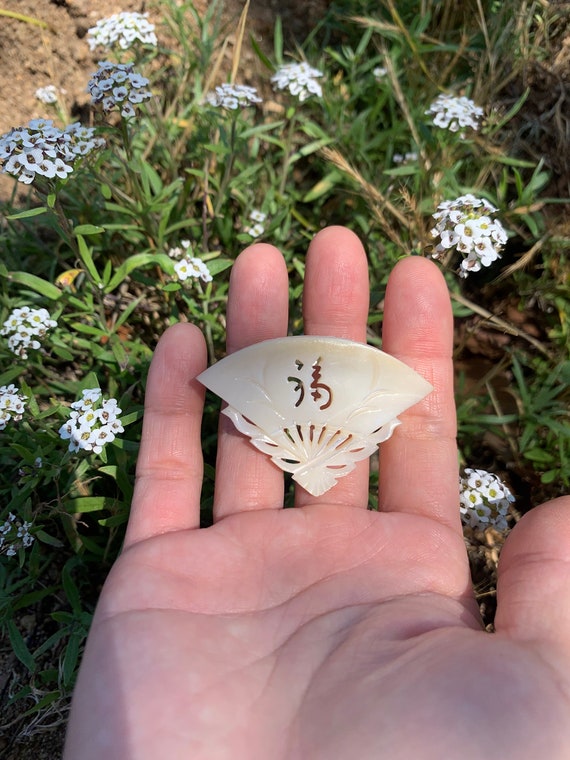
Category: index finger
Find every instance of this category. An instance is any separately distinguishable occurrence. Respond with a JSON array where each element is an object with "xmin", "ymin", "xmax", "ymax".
[{"xmin": 125, "ymin": 323, "xmax": 207, "ymax": 548}]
